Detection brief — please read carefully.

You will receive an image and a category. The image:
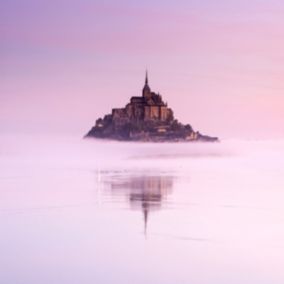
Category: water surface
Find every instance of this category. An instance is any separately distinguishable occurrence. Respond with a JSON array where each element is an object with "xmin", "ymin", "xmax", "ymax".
[{"xmin": 1, "ymin": 136, "xmax": 284, "ymax": 284}]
